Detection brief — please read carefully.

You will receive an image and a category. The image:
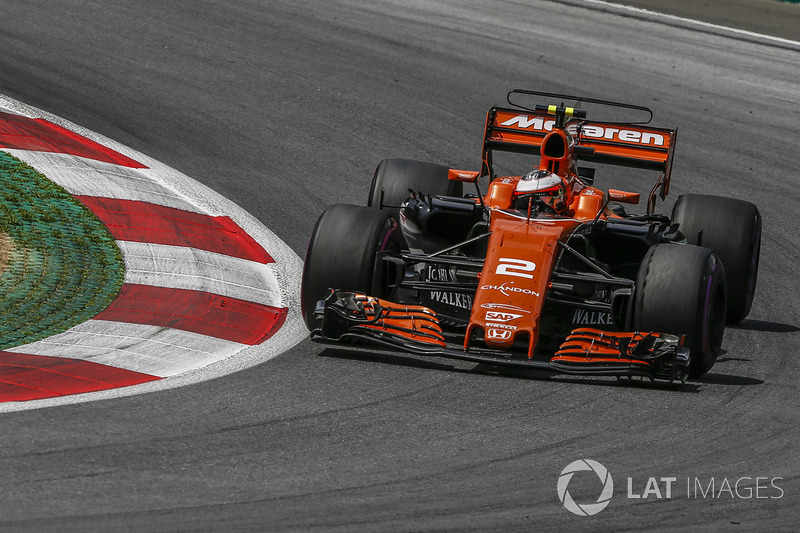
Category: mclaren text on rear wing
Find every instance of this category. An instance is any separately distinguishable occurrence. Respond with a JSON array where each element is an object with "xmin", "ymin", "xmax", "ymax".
[{"xmin": 483, "ymin": 107, "xmax": 677, "ymax": 173}]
